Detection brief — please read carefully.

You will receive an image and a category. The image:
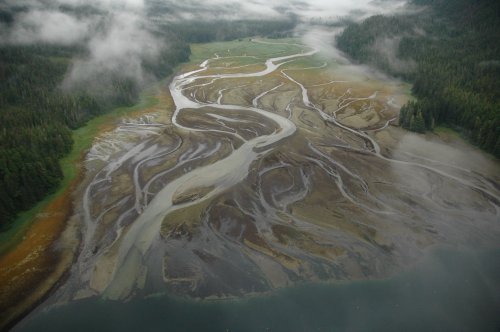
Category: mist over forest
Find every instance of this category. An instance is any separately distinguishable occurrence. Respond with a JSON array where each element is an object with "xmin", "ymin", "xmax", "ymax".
[
  {"xmin": 1, "ymin": 0, "xmax": 499, "ymax": 331},
  {"xmin": 0, "ymin": 0, "xmax": 411, "ymax": 228}
]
